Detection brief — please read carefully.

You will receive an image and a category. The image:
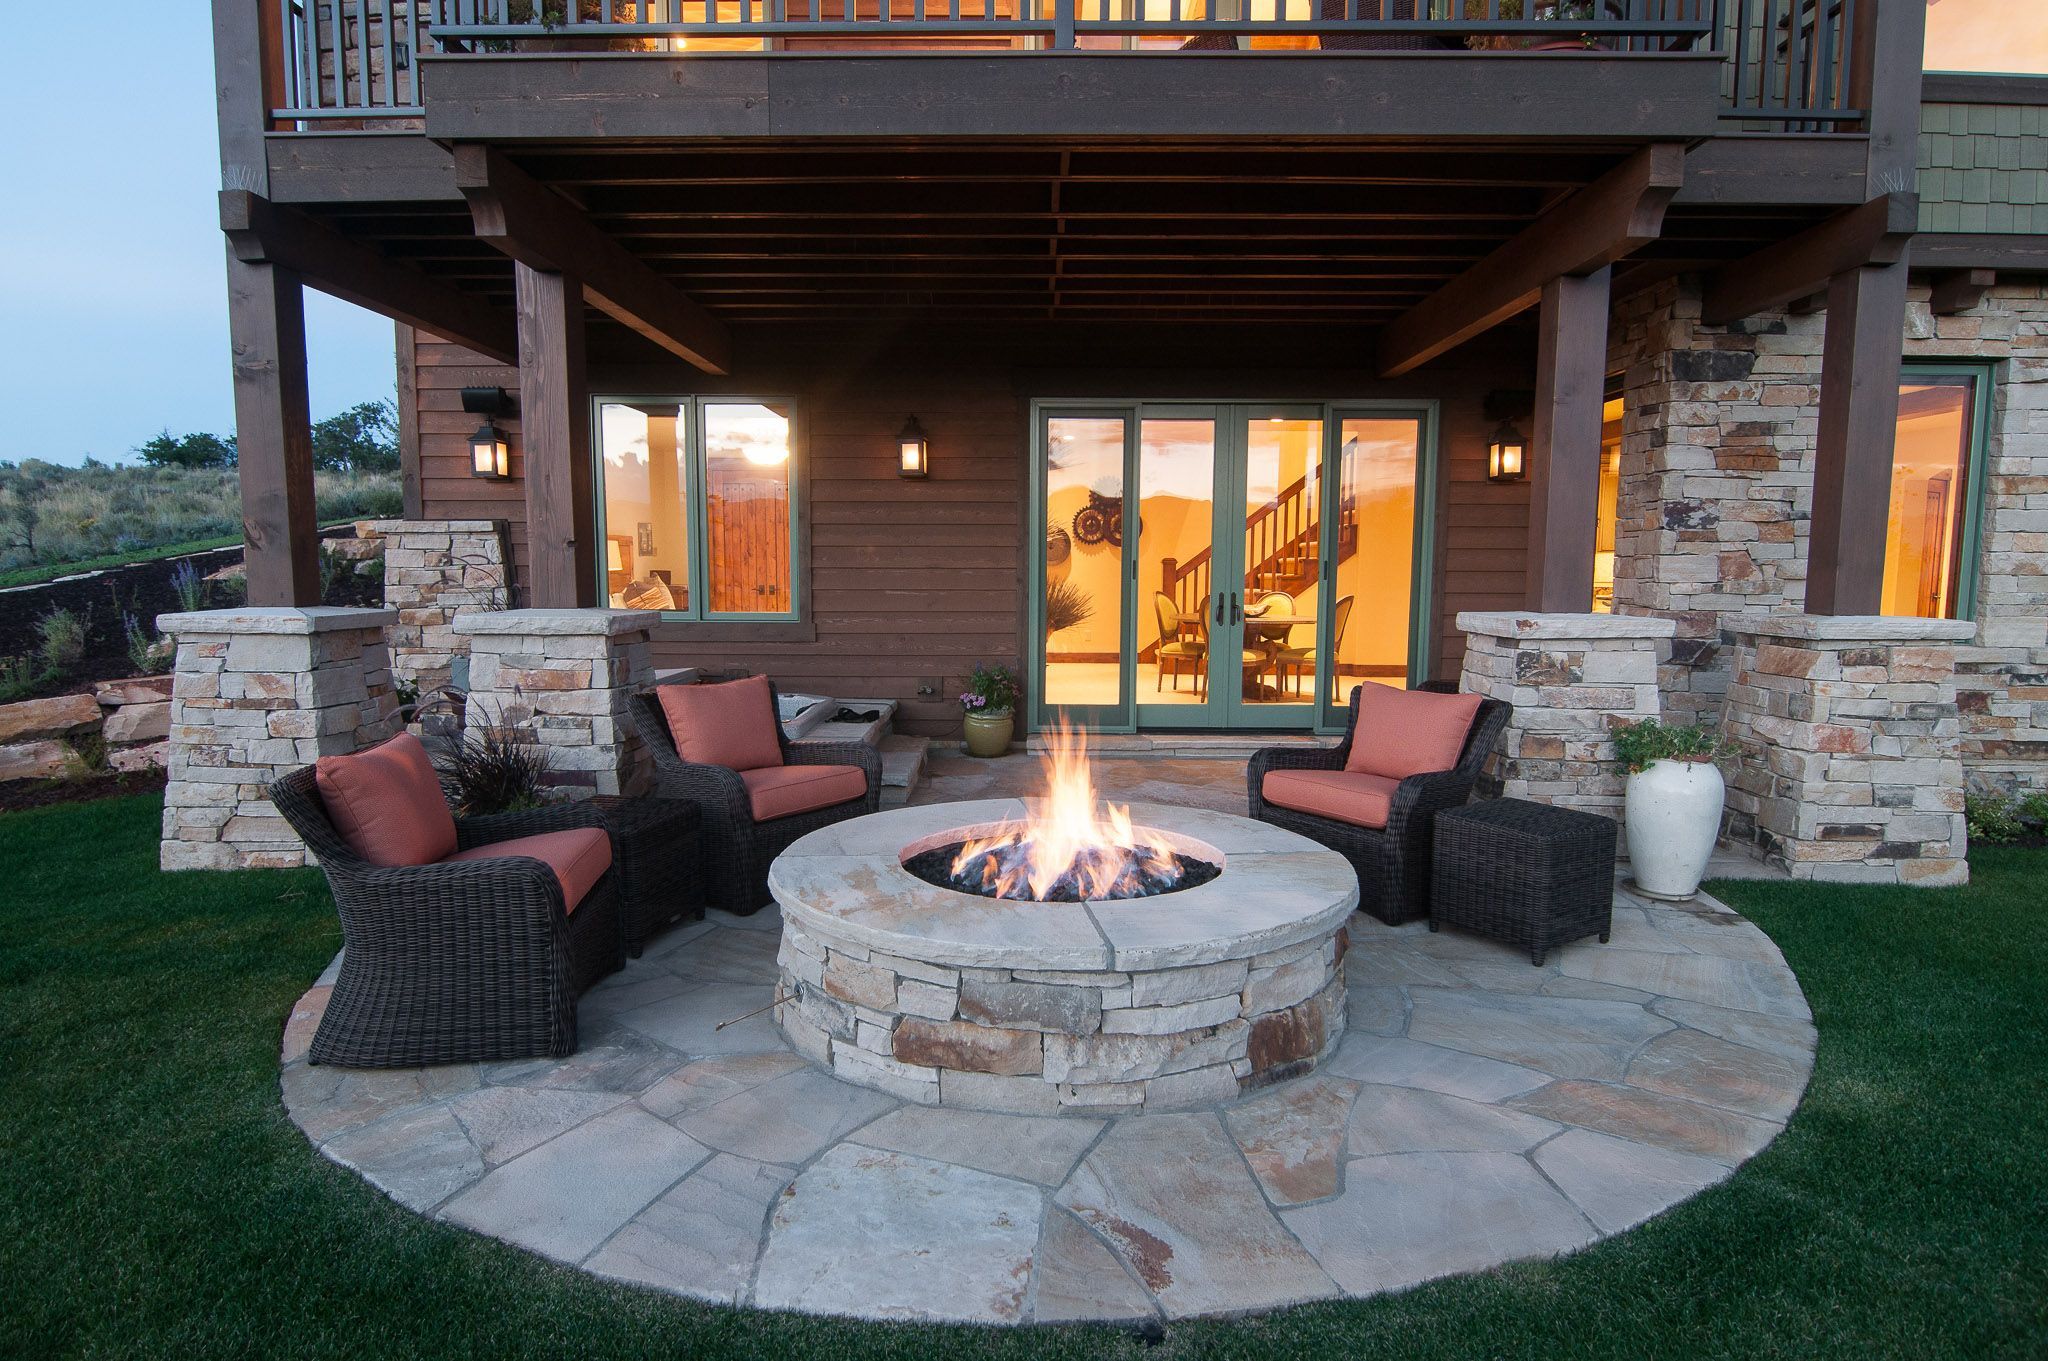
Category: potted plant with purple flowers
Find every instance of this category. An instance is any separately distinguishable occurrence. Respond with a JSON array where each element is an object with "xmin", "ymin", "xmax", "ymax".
[{"xmin": 960, "ymin": 662, "xmax": 1020, "ymax": 758}]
